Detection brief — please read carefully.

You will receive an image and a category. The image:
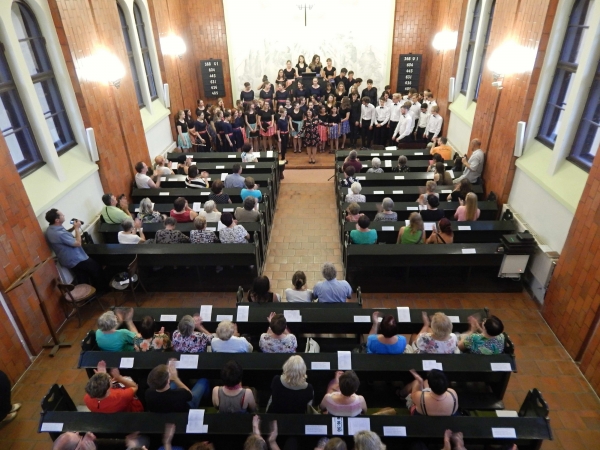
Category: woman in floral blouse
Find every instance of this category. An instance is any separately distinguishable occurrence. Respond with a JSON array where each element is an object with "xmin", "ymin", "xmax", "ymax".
[
  {"xmin": 410, "ymin": 312, "xmax": 458, "ymax": 354},
  {"xmin": 259, "ymin": 312, "xmax": 297, "ymax": 353},
  {"xmin": 155, "ymin": 217, "xmax": 191, "ymax": 244},
  {"xmin": 134, "ymin": 316, "xmax": 171, "ymax": 351},
  {"xmin": 190, "ymin": 216, "xmax": 217, "ymax": 244},
  {"xmin": 172, "ymin": 315, "xmax": 212, "ymax": 353}
]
